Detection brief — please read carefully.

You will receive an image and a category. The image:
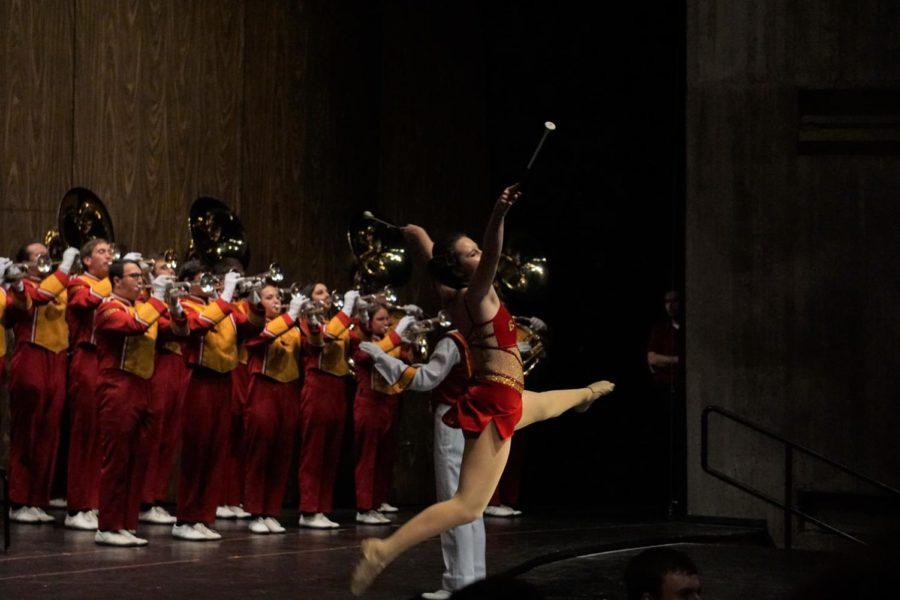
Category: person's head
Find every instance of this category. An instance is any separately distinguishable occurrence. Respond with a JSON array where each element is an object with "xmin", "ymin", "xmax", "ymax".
[
  {"xmin": 16, "ymin": 242, "xmax": 49, "ymax": 279},
  {"xmin": 663, "ymin": 290, "xmax": 681, "ymax": 320},
  {"xmin": 213, "ymin": 258, "xmax": 245, "ymax": 276},
  {"xmin": 427, "ymin": 232, "xmax": 481, "ymax": 289},
  {"xmin": 109, "ymin": 260, "xmax": 143, "ymax": 302},
  {"xmin": 258, "ymin": 284, "xmax": 283, "ymax": 319},
  {"xmin": 177, "ymin": 260, "xmax": 210, "ymax": 299},
  {"xmin": 302, "ymin": 282, "xmax": 331, "ymax": 309},
  {"xmin": 80, "ymin": 238, "xmax": 112, "ymax": 278},
  {"xmin": 364, "ymin": 303, "xmax": 391, "ymax": 337},
  {"xmin": 624, "ymin": 548, "xmax": 701, "ymax": 600},
  {"xmin": 149, "ymin": 253, "xmax": 176, "ymax": 278}
]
